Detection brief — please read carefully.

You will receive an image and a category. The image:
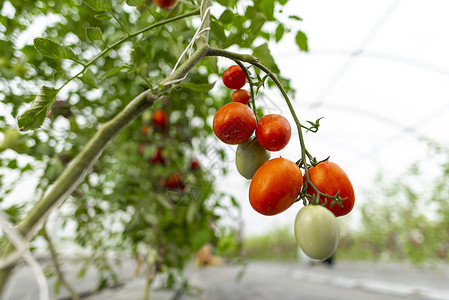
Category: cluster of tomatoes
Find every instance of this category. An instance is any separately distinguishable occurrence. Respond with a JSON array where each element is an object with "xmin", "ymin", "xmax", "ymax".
[
  {"xmin": 138, "ymin": 109, "xmax": 200, "ymax": 192},
  {"xmin": 213, "ymin": 65, "xmax": 355, "ymax": 260}
]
